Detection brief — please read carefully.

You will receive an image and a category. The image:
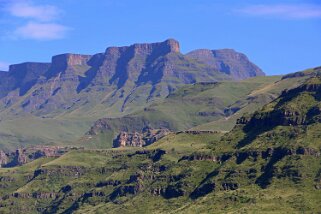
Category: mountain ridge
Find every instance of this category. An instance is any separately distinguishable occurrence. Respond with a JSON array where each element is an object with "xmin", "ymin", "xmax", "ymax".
[{"xmin": 0, "ymin": 39, "xmax": 264, "ymax": 119}]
